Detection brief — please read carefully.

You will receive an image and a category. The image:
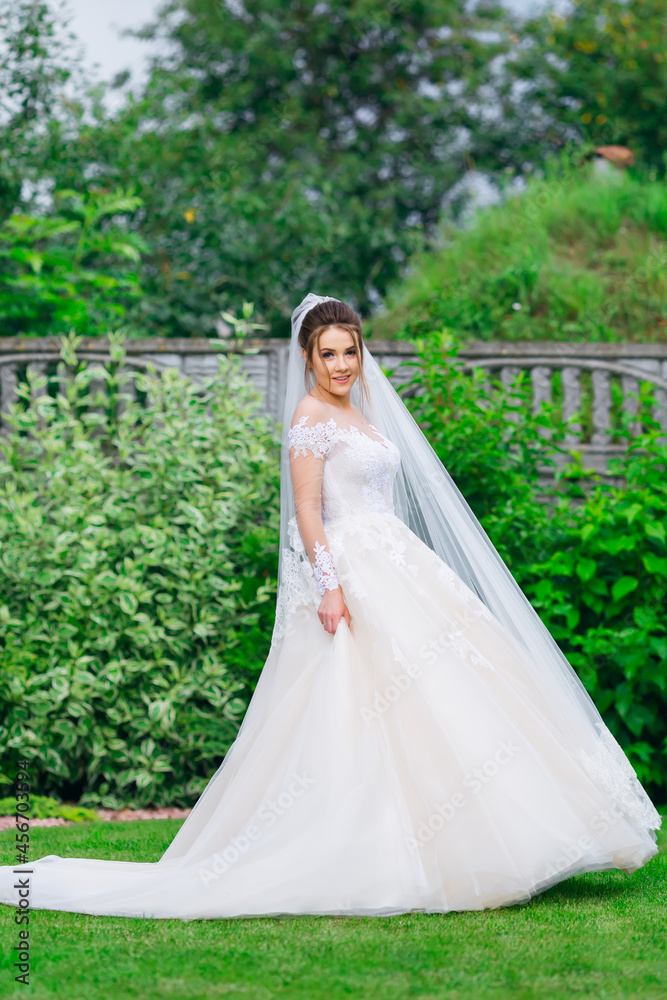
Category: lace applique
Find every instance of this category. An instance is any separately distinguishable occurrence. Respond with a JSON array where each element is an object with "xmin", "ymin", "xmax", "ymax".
[
  {"xmin": 272, "ymin": 544, "xmax": 320, "ymax": 646},
  {"xmin": 352, "ymin": 433, "xmax": 398, "ymax": 511},
  {"xmin": 271, "ymin": 523, "xmax": 342, "ymax": 645},
  {"xmin": 288, "ymin": 414, "xmax": 333, "ymax": 459},
  {"xmin": 288, "ymin": 414, "xmax": 391, "ymax": 458},
  {"xmin": 326, "ymin": 514, "xmax": 418, "ymax": 583},
  {"xmin": 437, "ymin": 561, "xmax": 497, "ymax": 625},
  {"xmin": 288, "ymin": 515, "xmax": 305, "ymax": 555},
  {"xmin": 289, "ymin": 416, "xmax": 399, "ymax": 511},
  {"xmin": 387, "ymin": 536, "xmax": 419, "ymax": 576},
  {"xmin": 325, "ymin": 530, "xmax": 368, "ymax": 600},
  {"xmin": 441, "ymin": 622, "xmax": 497, "ymax": 673},
  {"xmin": 580, "ymin": 722, "xmax": 662, "ymax": 829},
  {"xmin": 390, "ymin": 634, "xmax": 422, "ymax": 678},
  {"xmin": 312, "ymin": 540, "xmax": 339, "ymax": 594}
]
